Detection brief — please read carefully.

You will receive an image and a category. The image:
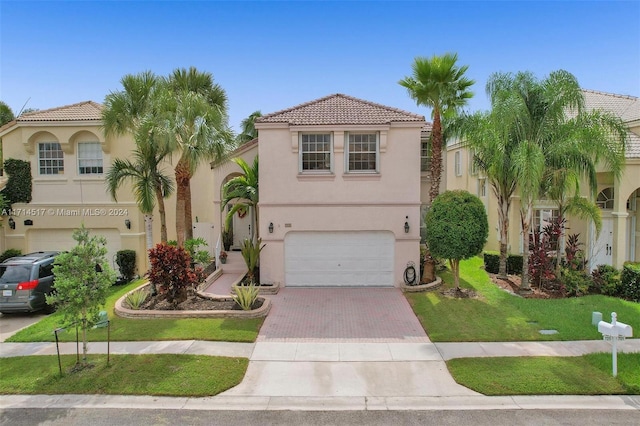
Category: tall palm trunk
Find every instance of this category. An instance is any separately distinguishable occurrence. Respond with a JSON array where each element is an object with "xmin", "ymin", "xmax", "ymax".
[
  {"xmin": 497, "ymin": 192, "xmax": 511, "ymax": 278},
  {"xmin": 154, "ymin": 185, "xmax": 168, "ymax": 243},
  {"xmin": 185, "ymin": 176, "xmax": 194, "ymax": 242},
  {"xmin": 175, "ymin": 159, "xmax": 190, "ymax": 247},
  {"xmin": 429, "ymin": 108, "xmax": 443, "ymax": 203},
  {"xmin": 519, "ymin": 204, "xmax": 533, "ymax": 292}
]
